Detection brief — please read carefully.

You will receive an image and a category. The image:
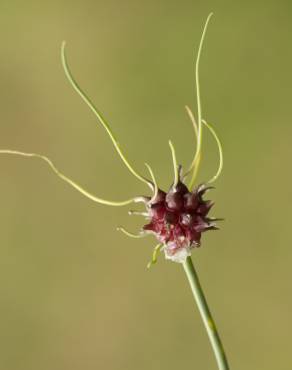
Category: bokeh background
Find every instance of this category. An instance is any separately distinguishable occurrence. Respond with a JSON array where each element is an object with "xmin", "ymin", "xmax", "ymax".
[{"xmin": 0, "ymin": 1, "xmax": 291, "ymax": 369}]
